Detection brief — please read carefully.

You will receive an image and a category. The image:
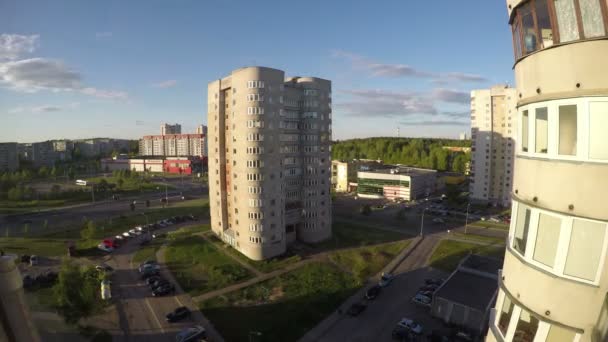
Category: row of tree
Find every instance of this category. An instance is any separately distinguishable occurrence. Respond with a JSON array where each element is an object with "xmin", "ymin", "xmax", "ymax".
[{"xmin": 331, "ymin": 137, "xmax": 470, "ymax": 173}]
